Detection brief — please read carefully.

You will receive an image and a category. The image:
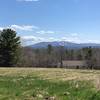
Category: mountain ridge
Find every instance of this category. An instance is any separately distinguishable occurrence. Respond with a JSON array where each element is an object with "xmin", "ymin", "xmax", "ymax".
[{"xmin": 28, "ymin": 41, "xmax": 100, "ymax": 49}]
